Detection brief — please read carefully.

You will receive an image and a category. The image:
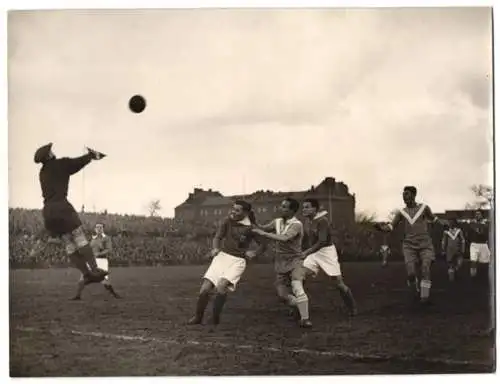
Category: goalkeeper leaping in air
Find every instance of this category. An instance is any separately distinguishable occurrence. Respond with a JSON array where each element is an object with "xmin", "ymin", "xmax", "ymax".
[{"xmin": 31, "ymin": 143, "xmax": 109, "ymax": 285}]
